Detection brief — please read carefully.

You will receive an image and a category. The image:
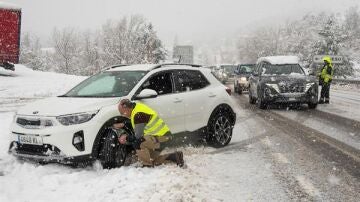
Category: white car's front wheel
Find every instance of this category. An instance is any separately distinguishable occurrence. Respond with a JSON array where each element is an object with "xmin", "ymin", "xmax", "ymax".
[
  {"xmin": 100, "ymin": 128, "xmax": 127, "ymax": 169},
  {"xmin": 207, "ymin": 107, "xmax": 234, "ymax": 147}
]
